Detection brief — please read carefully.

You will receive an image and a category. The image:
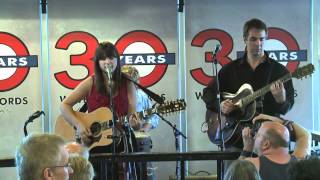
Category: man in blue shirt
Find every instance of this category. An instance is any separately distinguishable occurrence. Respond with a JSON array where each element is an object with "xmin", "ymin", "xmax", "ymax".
[
  {"xmin": 122, "ymin": 65, "xmax": 159, "ymax": 132},
  {"xmin": 122, "ymin": 65, "xmax": 159, "ymax": 180},
  {"xmin": 136, "ymin": 87, "xmax": 160, "ymax": 131}
]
